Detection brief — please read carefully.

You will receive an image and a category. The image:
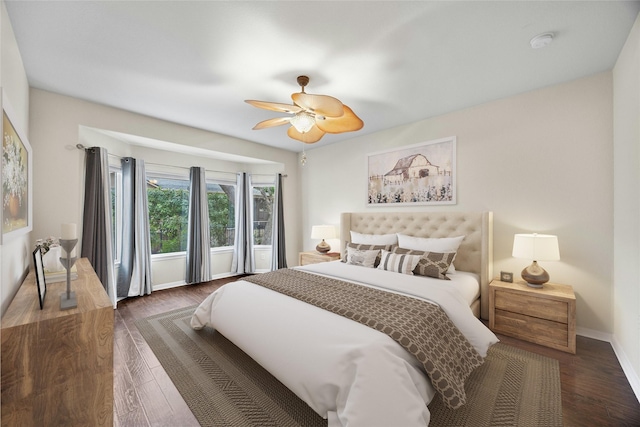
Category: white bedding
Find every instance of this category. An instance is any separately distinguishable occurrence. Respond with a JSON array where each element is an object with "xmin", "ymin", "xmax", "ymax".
[
  {"xmin": 445, "ymin": 271, "xmax": 481, "ymax": 305},
  {"xmin": 308, "ymin": 261, "xmax": 481, "ymax": 307},
  {"xmin": 191, "ymin": 262, "xmax": 498, "ymax": 427}
]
